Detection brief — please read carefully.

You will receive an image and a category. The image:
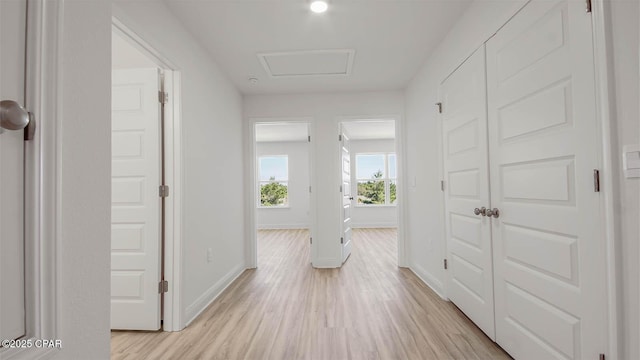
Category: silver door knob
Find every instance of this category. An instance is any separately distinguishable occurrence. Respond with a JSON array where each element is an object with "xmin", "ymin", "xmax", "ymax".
[
  {"xmin": 1, "ymin": 100, "xmax": 30, "ymax": 131},
  {"xmin": 473, "ymin": 207, "xmax": 486, "ymax": 216},
  {"xmin": 485, "ymin": 208, "xmax": 500, "ymax": 218}
]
